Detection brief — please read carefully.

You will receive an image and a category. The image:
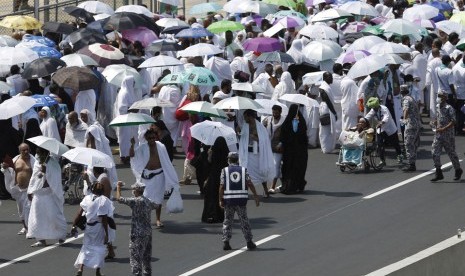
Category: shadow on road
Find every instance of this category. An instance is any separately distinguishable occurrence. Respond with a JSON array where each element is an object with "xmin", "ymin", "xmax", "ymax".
[
  {"xmin": 251, "ymin": 247, "xmax": 285, "ymax": 252},
  {"xmin": 308, "ymin": 190, "xmax": 363, "ymax": 197},
  {"xmin": 108, "ymin": 257, "xmax": 159, "ymax": 264},
  {"xmin": 262, "ymin": 196, "xmax": 306, "ymax": 203}
]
